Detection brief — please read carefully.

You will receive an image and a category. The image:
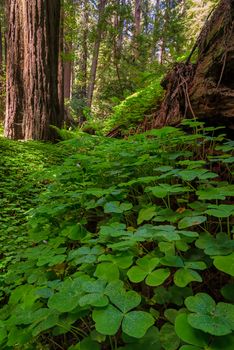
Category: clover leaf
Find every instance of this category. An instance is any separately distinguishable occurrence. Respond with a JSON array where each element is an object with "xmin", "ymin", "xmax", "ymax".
[
  {"xmin": 92, "ymin": 304, "xmax": 123, "ymax": 335},
  {"xmin": 175, "ymin": 313, "xmax": 209, "ymax": 347},
  {"xmin": 122, "ymin": 311, "xmax": 155, "ymax": 338},
  {"xmin": 213, "ymin": 253, "xmax": 234, "ymax": 276},
  {"xmin": 205, "ymin": 204, "xmax": 234, "ymax": 218},
  {"xmin": 137, "ymin": 206, "xmax": 157, "ymax": 225},
  {"xmin": 196, "ymin": 185, "xmax": 234, "ymax": 200},
  {"xmin": 48, "ymin": 288, "xmax": 81, "ymax": 313},
  {"xmin": 68, "ymin": 336, "xmax": 101, "ymax": 350},
  {"xmin": 195, "ymin": 233, "xmax": 234, "ymax": 256},
  {"xmin": 159, "ymin": 323, "xmax": 180, "ymax": 350},
  {"xmin": 174, "ymin": 268, "xmax": 202, "ymax": 287},
  {"xmin": 151, "ymin": 225, "xmax": 180, "ymax": 241},
  {"xmin": 119, "ymin": 326, "xmax": 161, "ymax": 350},
  {"xmin": 98, "ymin": 252, "xmax": 133, "ymax": 269},
  {"xmin": 160, "ymin": 256, "xmax": 204, "ymax": 287},
  {"xmin": 127, "ymin": 256, "xmax": 160, "ymax": 283},
  {"xmin": 146, "ymin": 184, "xmax": 190, "ymax": 198},
  {"xmin": 48, "ymin": 277, "xmax": 87, "ymax": 312},
  {"xmin": 146, "ymin": 268, "xmax": 170, "ymax": 287},
  {"xmin": 178, "ymin": 216, "xmax": 206, "ymax": 229},
  {"xmin": 94, "ymin": 262, "xmax": 120, "ymax": 281},
  {"xmin": 109, "ymin": 289, "xmax": 141, "ymax": 313},
  {"xmin": 79, "ymin": 280, "xmax": 108, "ymax": 307},
  {"xmin": 92, "ymin": 303, "xmax": 154, "ymax": 338},
  {"xmin": 127, "ymin": 256, "xmax": 169, "ymax": 286},
  {"xmin": 185, "ymin": 293, "xmax": 234, "ymax": 336},
  {"xmin": 104, "ymin": 201, "xmax": 133, "ymax": 213},
  {"xmin": 185, "ymin": 293, "xmax": 215, "ymax": 314}
]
